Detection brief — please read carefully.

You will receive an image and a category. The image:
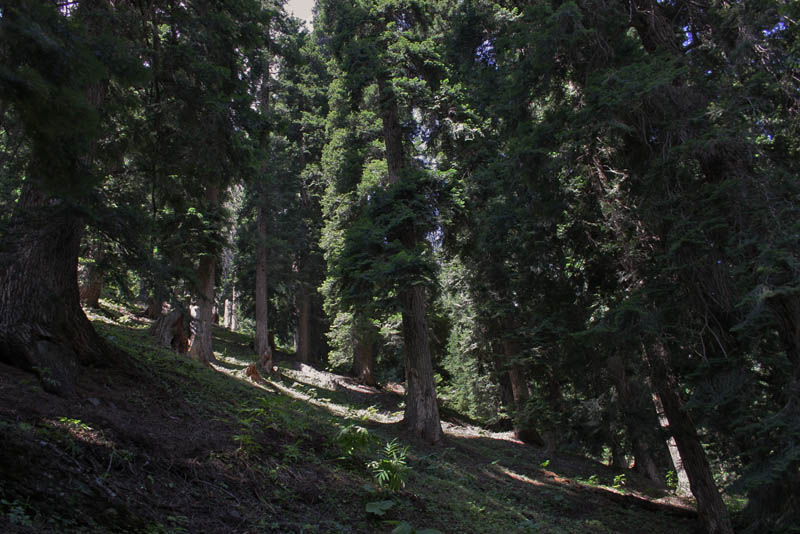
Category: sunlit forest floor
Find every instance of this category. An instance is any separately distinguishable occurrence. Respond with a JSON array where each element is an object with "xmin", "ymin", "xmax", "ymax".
[{"xmin": 0, "ymin": 300, "xmax": 704, "ymax": 533}]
